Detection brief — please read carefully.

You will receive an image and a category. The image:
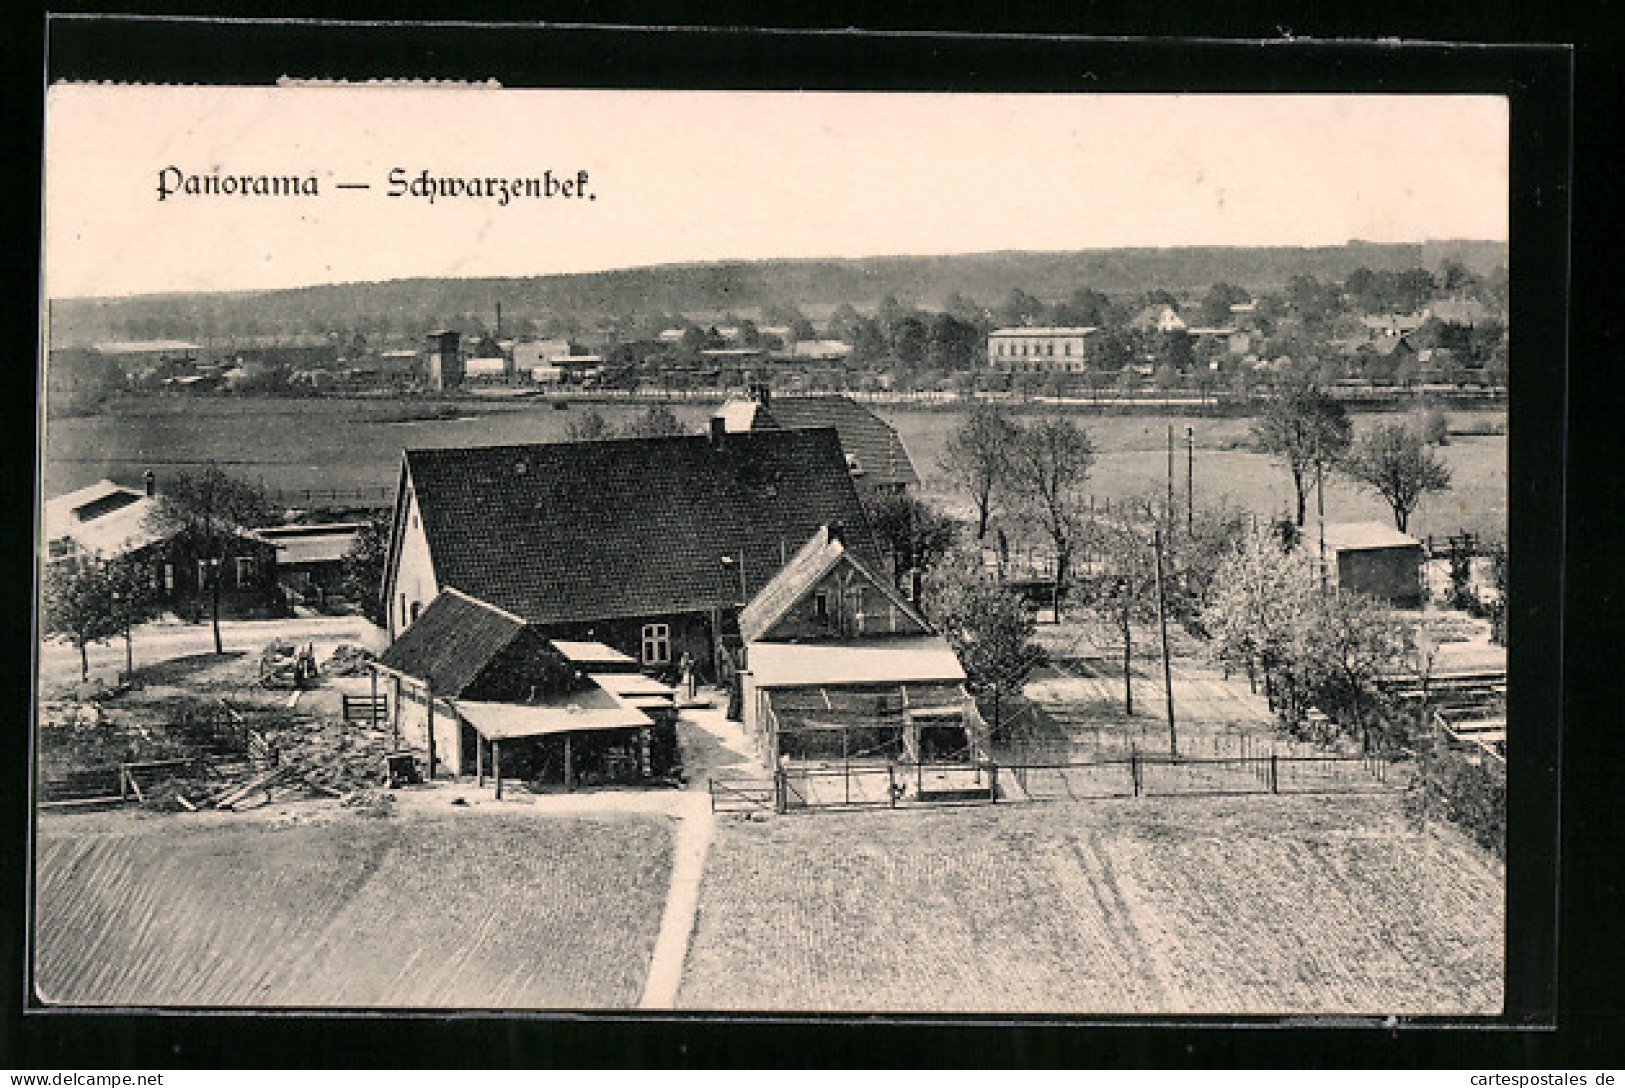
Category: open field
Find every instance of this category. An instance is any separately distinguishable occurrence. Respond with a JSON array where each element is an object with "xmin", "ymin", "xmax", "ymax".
[
  {"xmin": 676, "ymin": 792, "xmax": 1503, "ymax": 1014},
  {"xmin": 42, "ymin": 396, "xmax": 1507, "ymax": 541},
  {"xmin": 34, "ymin": 809, "xmax": 672, "ymax": 1007}
]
